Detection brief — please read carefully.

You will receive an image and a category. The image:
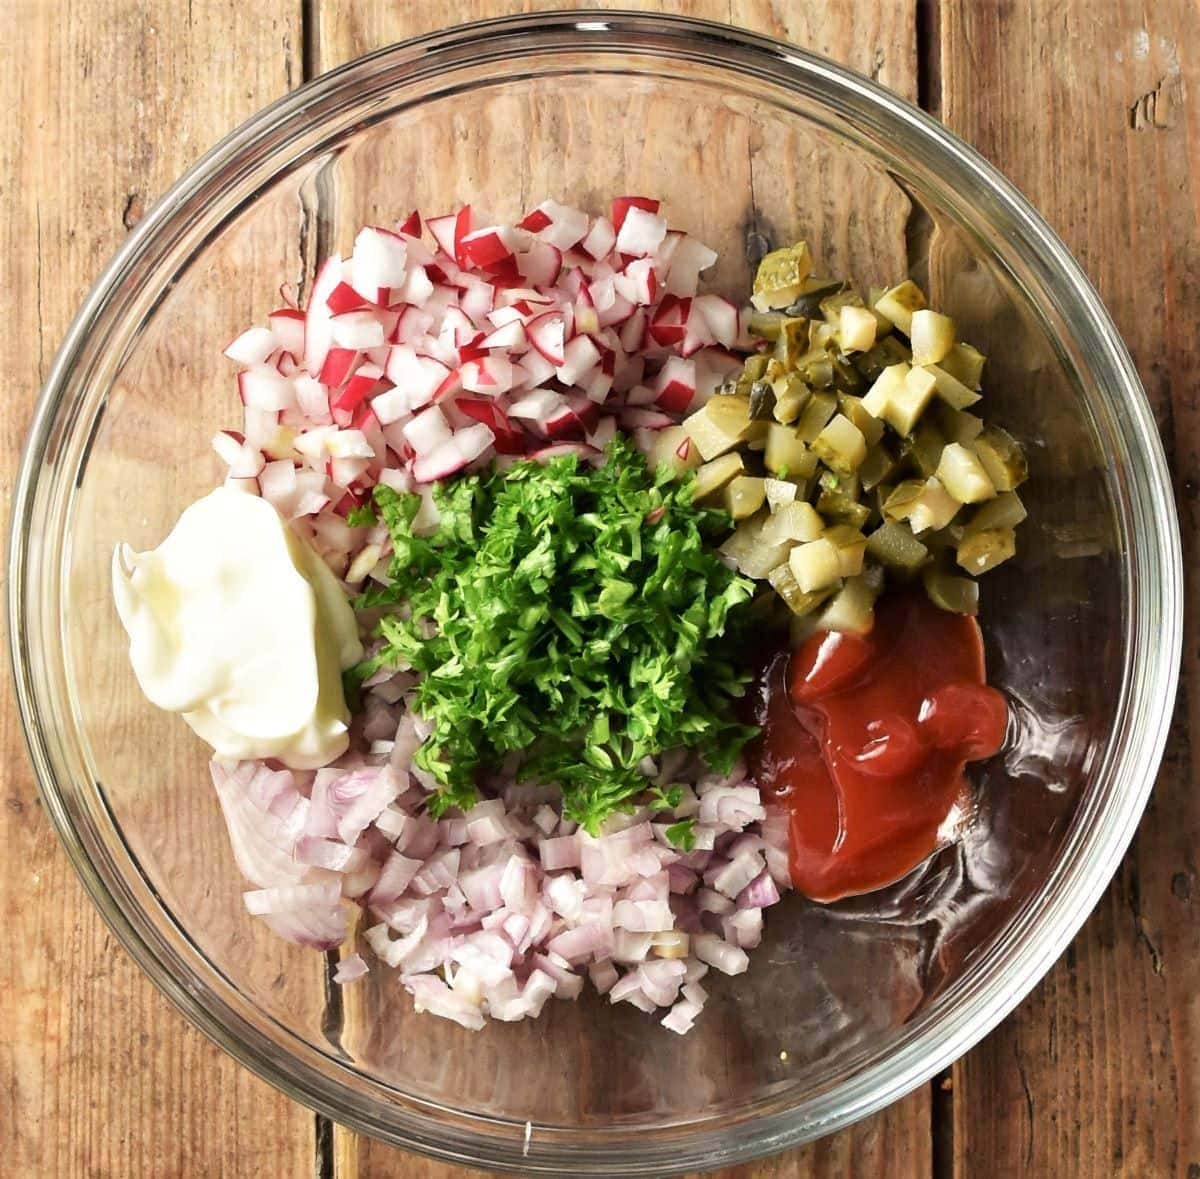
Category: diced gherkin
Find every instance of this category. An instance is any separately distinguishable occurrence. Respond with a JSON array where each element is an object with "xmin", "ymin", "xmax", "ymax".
[
  {"xmin": 971, "ymin": 427, "xmax": 1028, "ymax": 491},
  {"xmin": 752, "ymin": 242, "xmax": 814, "ymax": 312}
]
